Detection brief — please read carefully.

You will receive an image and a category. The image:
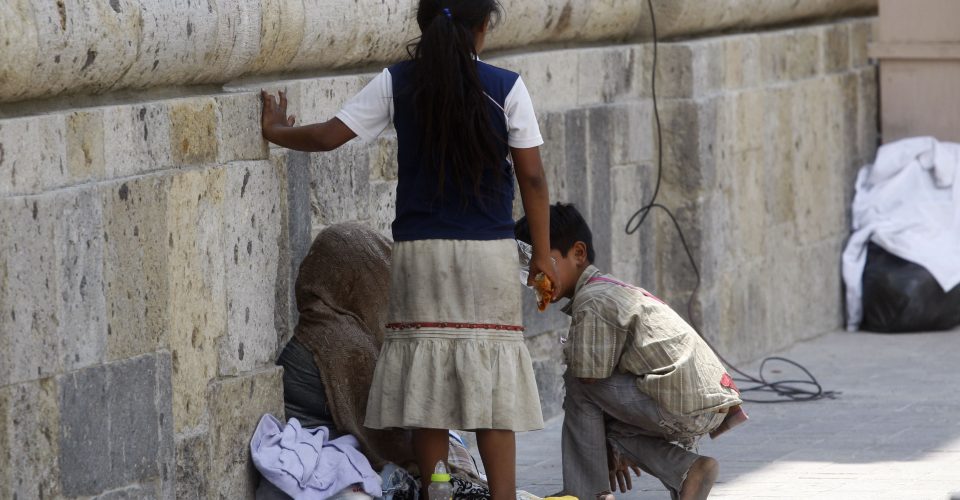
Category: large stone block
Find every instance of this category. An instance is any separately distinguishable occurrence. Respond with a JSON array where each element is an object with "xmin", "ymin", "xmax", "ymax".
[
  {"xmin": 697, "ymin": 191, "xmax": 733, "ymax": 288},
  {"xmin": 20, "ymin": 0, "xmax": 141, "ymax": 100},
  {"xmin": 167, "ymin": 168, "xmax": 227, "ymax": 433},
  {"xmin": 369, "ymin": 180, "xmax": 398, "ymax": 238},
  {"xmin": 762, "ymin": 88, "xmax": 798, "ymax": 227},
  {"xmin": 699, "ymin": 267, "xmax": 751, "ymax": 361},
  {"xmin": 857, "ymin": 67, "xmax": 879, "ymax": 165},
  {"xmin": 169, "ymin": 97, "xmax": 219, "ymax": 165},
  {"xmin": 66, "ymin": 108, "xmax": 107, "ymax": 185},
  {"xmin": 760, "ymin": 224, "xmax": 808, "ymax": 349},
  {"xmin": 494, "ymin": 50, "xmax": 579, "ymax": 114},
  {"xmin": 207, "ymin": 367, "xmax": 284, "ymax": 499},
  {"xmin": 730, "ymin": 147, "xmax": 767, "ymax": 262},
  {"xmin": 287, "ymin": 73, "xmax": 376, "ymax": 126},
  {"xmin": 798, "ymin": 237, "xmax": 846, "ymax": 335},
  {"xmin": 269, "ymin": 152, "xmax": 296, "ymax": 352},
  {"xmin": 610, "ymin": 102, "xmax": 655, "ymax": 167},
  {"xmin": 660, "ymin": 99, "xmax": 707, "ymax": 194},
  {"xmin": 563, "ymin": 108, "xmax": 589, "ymax": 214},
  {"xmin": 308, "ymin": 141, "xmax": 371, "ymax": 226},
  {"xmin": 286, "ymin": 0, "xmax": 394, "ymax": 71},
  {"xmin": 107, "ymin": 355, "xmax": 162, "ymax": 486},
  {"xmin": 94, "ymin": 483, "xmax": 160, "ymax": 500},
  {"xmin": 711, "ymin": 94, "xmax": 739, "ymax": 188},
  {"xmin": 611, "ymin": 165, "xmax": 655, "ymax": 286},
  {"xmin": 837, "ymin": 73, "xmax": 861, "ymax": 218},
  {"xmin": 198, "ymin": 0, "xmax": 262, "ymax": 82},
  {"xmin": 760, "ymin": 30, "xmax": 821, "ymax": 84},
  {"xmin": 59, "ymin": 353, "xmax": 172, "ymax": 497},
  {"xmin": 284, "ymin": 151, "xmax": 314, "ymax": 334},
  {"xmin": 175, "ymin": 432, "xmax": 211, "ymax": 500},
  {"xmin": 157, "ymin": 351, "xmax": 176, "ymax": 500},
  {"xmin": 0, "ymin": 0, "xmax": 40, "ymax": 102},
  {"xmin": 525, "ymin": 330, "xmax": 566, "ymax": 420},
  {"xmin": 586, "ymin": 112, "xmax": 614, "ymax": 271},
  {"xmin": 650, "ymin": 191, "xmax": 703, "ymax": 313},
  {"xmin": 370, "ymin": 132, "xmax": 399, "ymax": 182},
  {"xmin": 731, "ymin": 263, "xmax": 773, "ymax": 359},
  {"xmin": 103, "ymin": 102, "xmax": 173, "ymax": 178},
  {"xmin": 215, "ymin": 92, "xmax": 270, "ymax": 163},
  {"xmin": 101, "ymin": 175, "xmax": 171, "ymax": 361},
  {"xmin": 220, "ymin": 161, "xmax": 284, "ymax": 376},
  {"xmin": 791, "ymin": 79, "xmax": 846, "ymax": 244},
  {"xmin": 538, "ymin": 112, "xmax": 568, "ymax": 204},
  {"xmin": 635, "ymin": 0, "xmax": 875, "ymax": 42},
  {"xmin": 849, "ymin": 18, "xmax": 875, "ymax": 69},
  {"xmin": 0, "ymin": 378, "xmax": 60, "ymax": 499},
  {"xmin": 0, "ymin": 114, "xmax": 68, "ymax": 196},
  {"xmin": 732, "ymin": 89, "xmax": 765, "ymax": 156},
  {"xmin": 686, "ymin": 39, "xmax": 725, "ymax": 98},
  {"xmin": 56, "ymin": 188, "xmax": 108, "ymax": 372},
  {"xmin": 0, "ymin": 1, "xmax": 874, "ymax": 105},
  {"xmin": 577, "ymin": 46, "xmax": 647, "ymax": 105},
  {"xmin": 115, "ymin": 0, "xmax": 217, "ymax": 89},
  {"xmin": 719, "ymin": 35, "xmax": 762, "ymax": 92},
  {"xmin": 693, "ymin": 96, "xmax": 719, "ymax": 192},
  {"xmin": 0, "ymin": 196, "xmax": 60, "ymax": 386},
  {"xmin": 823, "ymin": 74, "xmax": 856, "ymax": 205},
  {"xmin": 250, "ymin": 0, "xmax": 305, "ymax": 73},
  {"xmin": 57, "ymin": 362, "xmax": 109, "ymax": 495},
  {"xmin": 494, "ymin": 0, "xmax": 642, "ymax": 49},
  {"xmin": 652, "ymin": 45, "xmax": 695, "ymax": 99},
  {"xmin": 821, "ymin": 22, "xmax": 851, "ymax": 74}
]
